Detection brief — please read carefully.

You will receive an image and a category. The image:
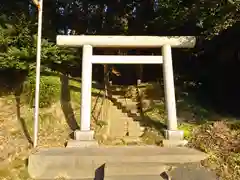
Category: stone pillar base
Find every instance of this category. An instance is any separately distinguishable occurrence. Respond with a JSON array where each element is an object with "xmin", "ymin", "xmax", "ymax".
[
  {"xmin": 66, "ymin": 139, "xmax": 98, "ymax": 148},
  {"xmin": 66, "ymin": 130, "xmax": 98, "ymax": 148},
  {"xmin": 165, "ymin": 130, "xmax": 184, "ymax": 140},
  {"xmin": 163, "ymin": 130, "xmax": 188, "ymax": 147},
  {"xmin": 74, "ymin": 130, "xmax": 94, "ymax": 141},
  {"xmin": 162, "ymin": 139, "xmax": 188, "ymax": 147}
]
